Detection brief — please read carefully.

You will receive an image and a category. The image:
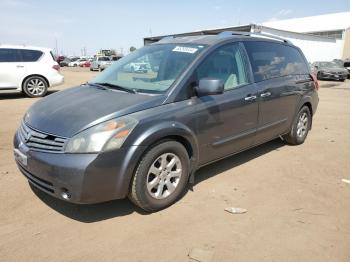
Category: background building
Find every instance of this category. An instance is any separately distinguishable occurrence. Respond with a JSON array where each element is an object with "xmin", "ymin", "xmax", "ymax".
[{"xmin": 144, "ymin": 12, "xmax": 350, "ymax": 62}]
